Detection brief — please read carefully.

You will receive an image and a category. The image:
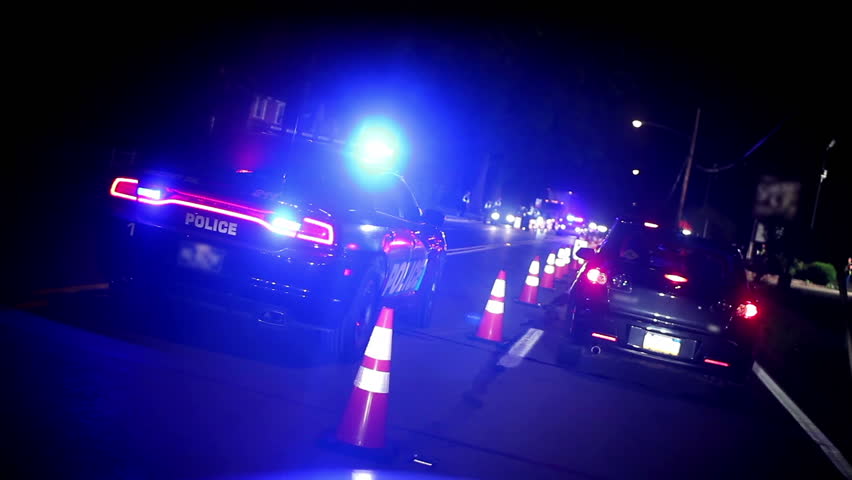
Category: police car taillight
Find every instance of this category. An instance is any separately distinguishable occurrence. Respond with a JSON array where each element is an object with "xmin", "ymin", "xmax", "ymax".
[
  {"xmin": 110, "ymin": 178, "xmax": 161, "ymax": 201},
  {"xmin": 268, "ymin": 216, "xmax": 334, "ymax": 245},
  {"xmin": 110, "ymin": 177, "xmax": 139, "ymax": 200},
  {"xmin": 296, "ymin": 218, "xmax": 334, "ymax": 245},
  {"xmin": 110, "ymin": 176, "xmax": 334, "ymax": 245}
]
